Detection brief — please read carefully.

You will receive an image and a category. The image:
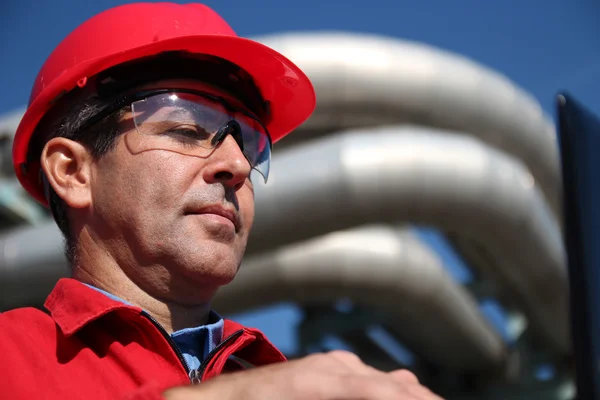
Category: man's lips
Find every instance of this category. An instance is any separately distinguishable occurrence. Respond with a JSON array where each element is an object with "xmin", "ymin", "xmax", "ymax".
[{"xmin": 187, "ymin": 205, "xmax": 239, "ymax": 230}]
